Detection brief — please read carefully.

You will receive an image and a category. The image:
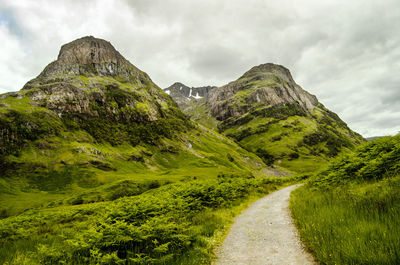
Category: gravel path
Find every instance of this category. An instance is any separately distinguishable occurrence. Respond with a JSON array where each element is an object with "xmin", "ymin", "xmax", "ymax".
[{"xmin": 213, "ymin": 184, "xmax": 316, "ymax": 265}]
